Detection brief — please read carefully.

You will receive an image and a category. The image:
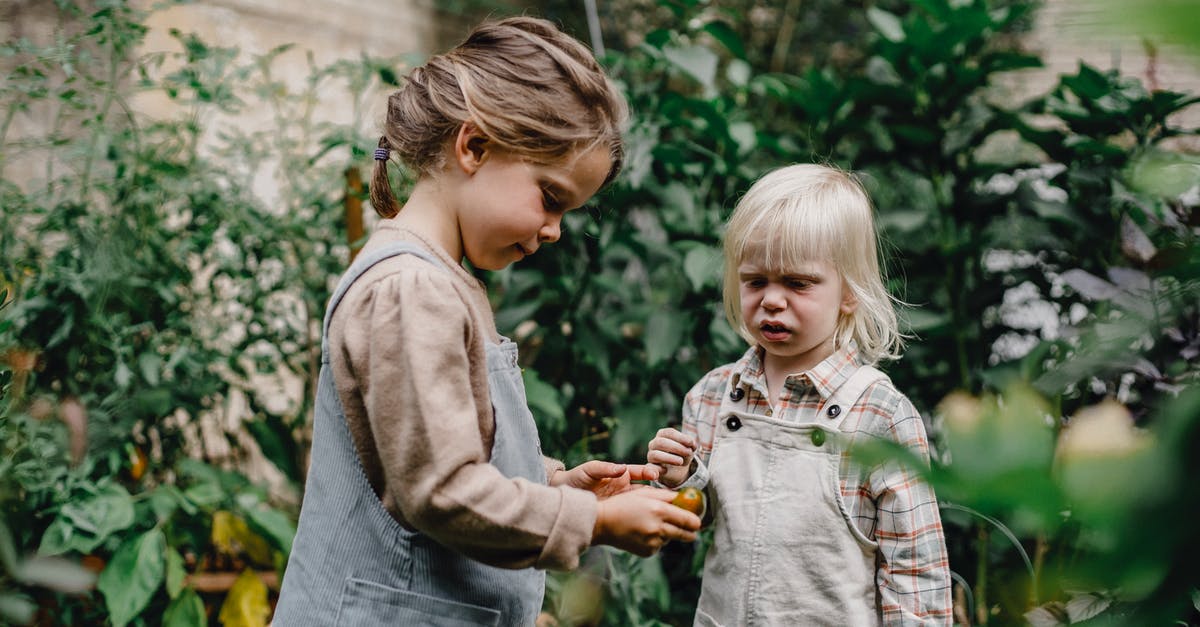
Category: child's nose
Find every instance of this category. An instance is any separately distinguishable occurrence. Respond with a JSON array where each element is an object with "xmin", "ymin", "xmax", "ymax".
[
  {"xmin": 539, "ymin": 216, "xmax": 561, "ymax": 243},
  {"xmin": 761, "ymin": 287, "xmax": 786, "ymax": 311}
]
